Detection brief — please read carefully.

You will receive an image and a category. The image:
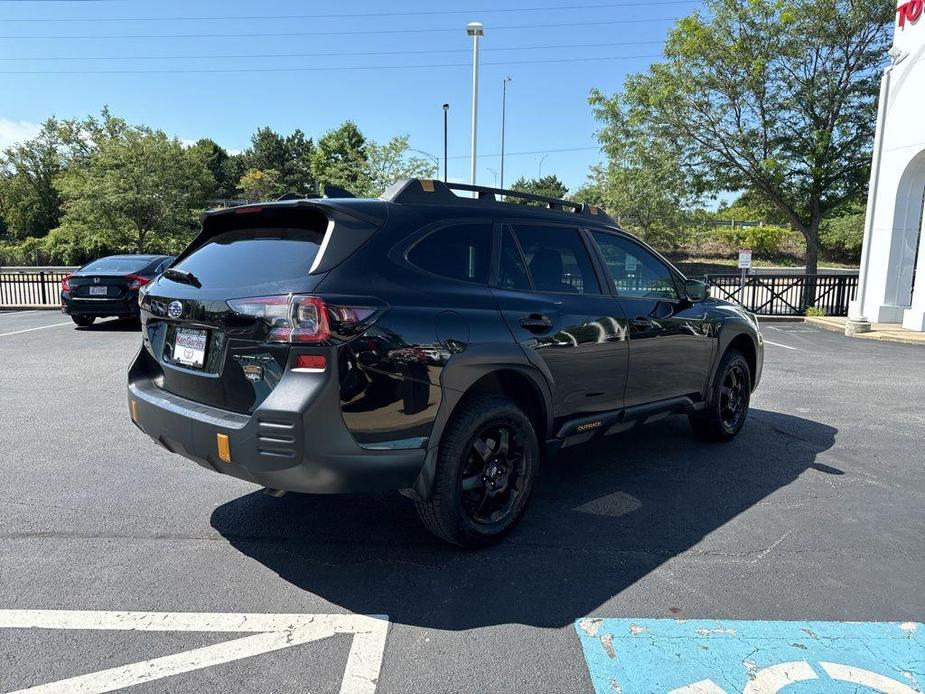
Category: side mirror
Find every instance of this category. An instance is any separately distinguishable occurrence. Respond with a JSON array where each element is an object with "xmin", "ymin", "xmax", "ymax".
[{"xmin": 685, "ymin": 279, "xmax": 709, "ymax": 302}]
